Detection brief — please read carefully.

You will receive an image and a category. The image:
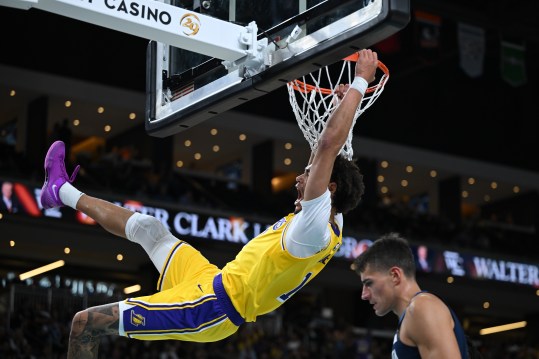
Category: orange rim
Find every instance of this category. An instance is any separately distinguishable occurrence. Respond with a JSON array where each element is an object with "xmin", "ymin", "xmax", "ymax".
[{"xmin": 290, "ymin": 53, "xmax": 389, "ymax": 95}]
